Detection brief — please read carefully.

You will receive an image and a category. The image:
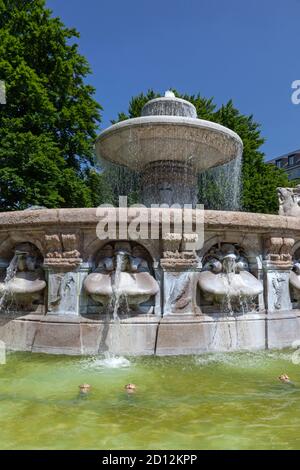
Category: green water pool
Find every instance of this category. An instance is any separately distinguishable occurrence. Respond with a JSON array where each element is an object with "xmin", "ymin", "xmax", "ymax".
[{"xmin": 0, "ymin": 350, "xmax": 300, "ymax": 449}]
